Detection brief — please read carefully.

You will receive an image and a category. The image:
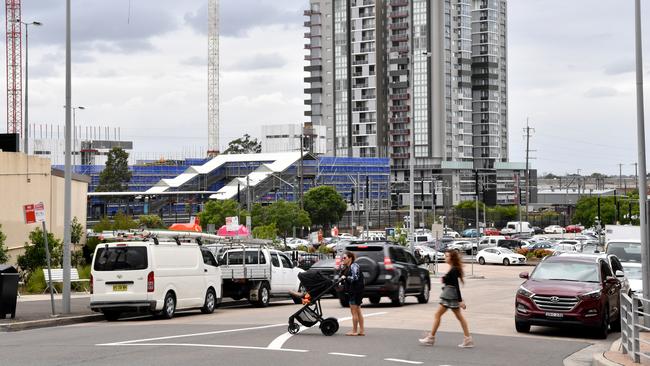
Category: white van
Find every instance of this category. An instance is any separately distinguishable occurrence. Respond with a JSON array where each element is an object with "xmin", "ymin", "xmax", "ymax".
[
  {"xmin": 90, "ymin": 241, "xmax": 222, "ymax": 320},
  {"xmin": 500, "ymin": 221, "xmax": 533, "ymax": 235},
  {"xmin": 475, "ymin": 236, "xmax": 507, "ymax": 251}
]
